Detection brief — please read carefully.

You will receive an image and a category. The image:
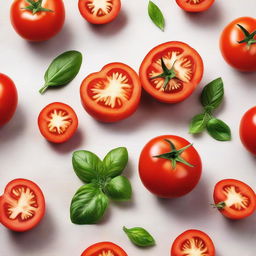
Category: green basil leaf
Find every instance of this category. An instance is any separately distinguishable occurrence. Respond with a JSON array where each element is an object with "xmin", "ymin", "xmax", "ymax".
[
  {"xmin": 105, "ymin": 176, "xmax": 132, "ymax": 201},
  {"xmin": 123, "ymin": 226, "xmax": 156, "ymax": 247},
  {"xmin": 201, "ymin": 78, "xmax": 224, "ymax": 110},
  {"xmin": 72, "ymin": 150, "xmax": 103, "ymax": 183},
  {"xmin": 39, "ymin": 50, "xmax": 83, "ymax": 94},
  {"xmin": 189, "ymin": 113, "xmax": 211, "ymax": 134},
  {"xmin": 103, "ymin": 147, "xmax": 128, "ymax": 178},
  {"xmin": 70, "ymin": 183, "xmax": 109, "ymax": 224},
  {"xmin": 206, "ymin": 118, "xmax": 232, "ymax": 141},
  {"xmin": 148, "ymin": 1, "xmax": 165, "ymax": 31}
]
